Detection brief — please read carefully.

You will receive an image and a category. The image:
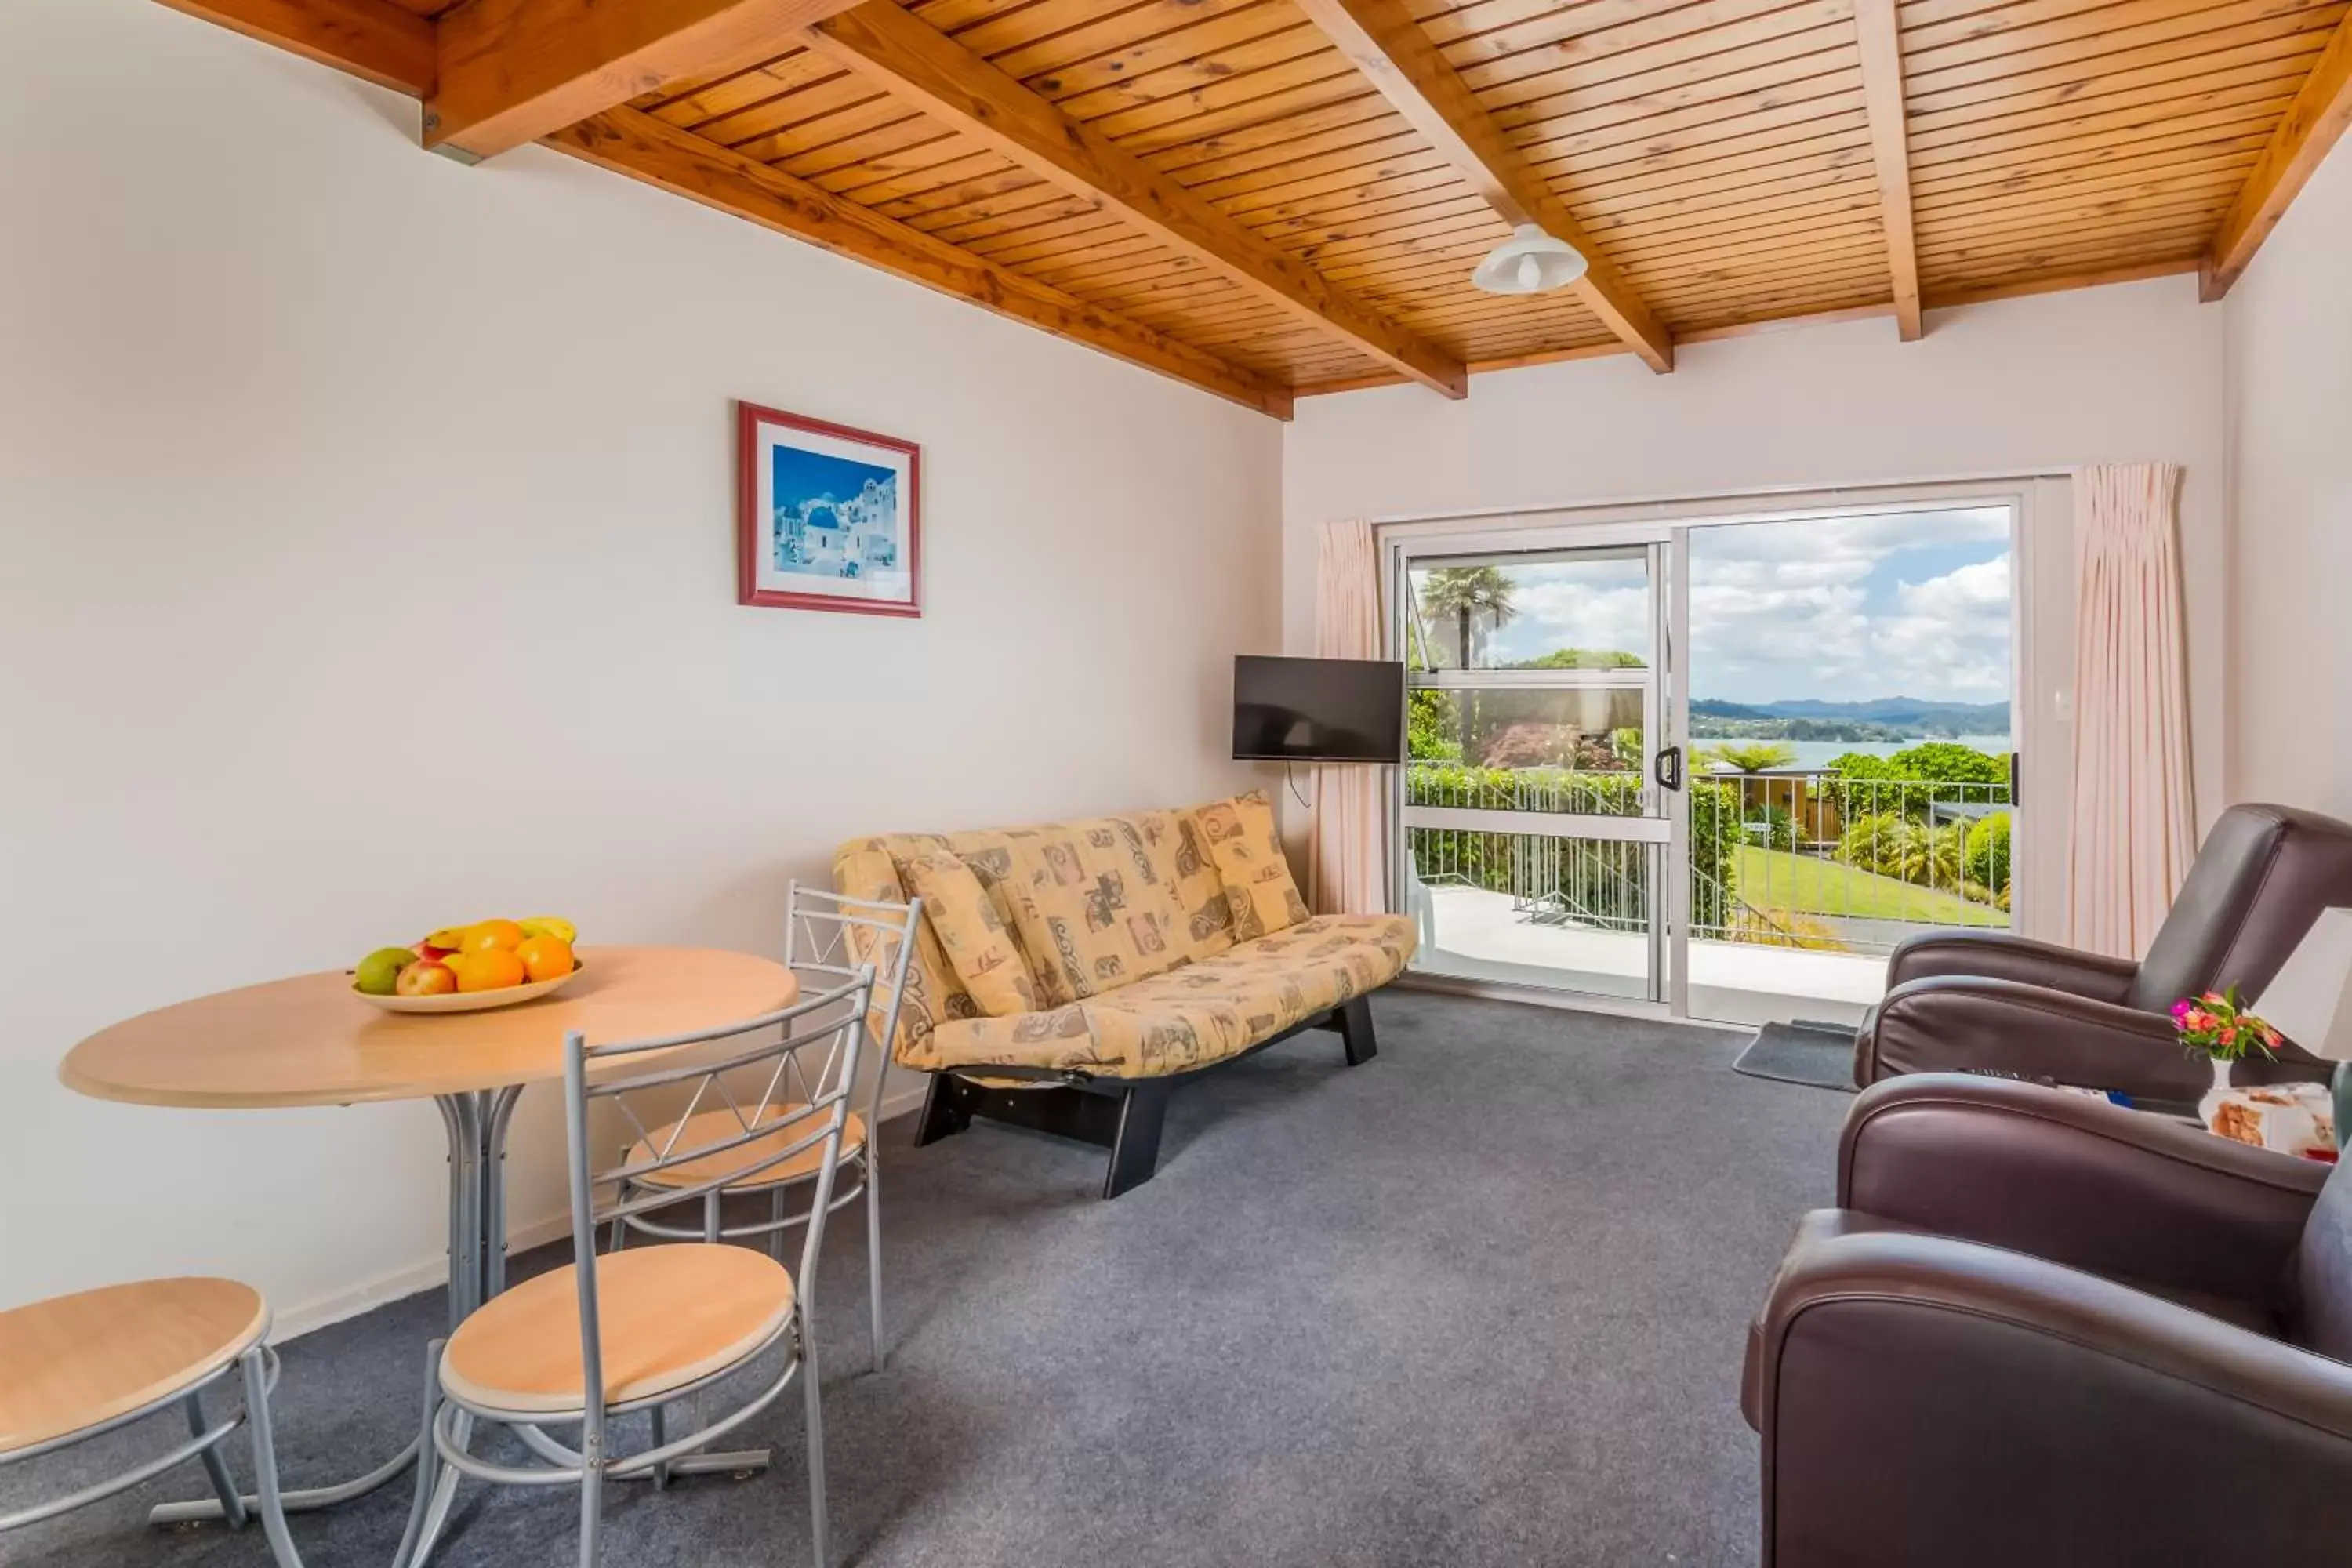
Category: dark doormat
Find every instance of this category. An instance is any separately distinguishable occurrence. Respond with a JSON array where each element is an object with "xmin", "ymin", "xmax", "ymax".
[{"xmin": 1733, "ymin": 1020, "xmax": 1861, "ymax": 1092}]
